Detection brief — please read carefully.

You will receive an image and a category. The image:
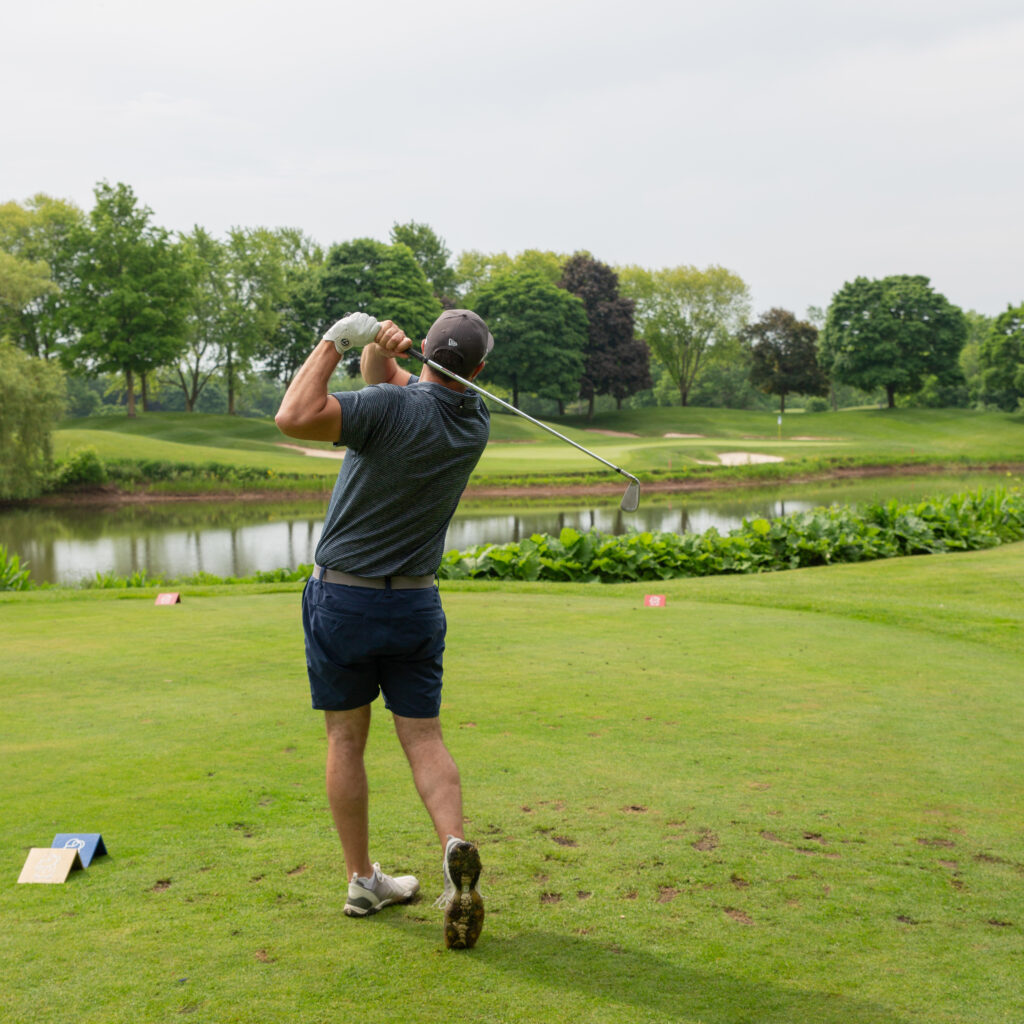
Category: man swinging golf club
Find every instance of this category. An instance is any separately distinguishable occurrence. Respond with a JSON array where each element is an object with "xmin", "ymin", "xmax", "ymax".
[{"xmin": 275, "ymin": 308, "xmax": 490, "ymax": 950}]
